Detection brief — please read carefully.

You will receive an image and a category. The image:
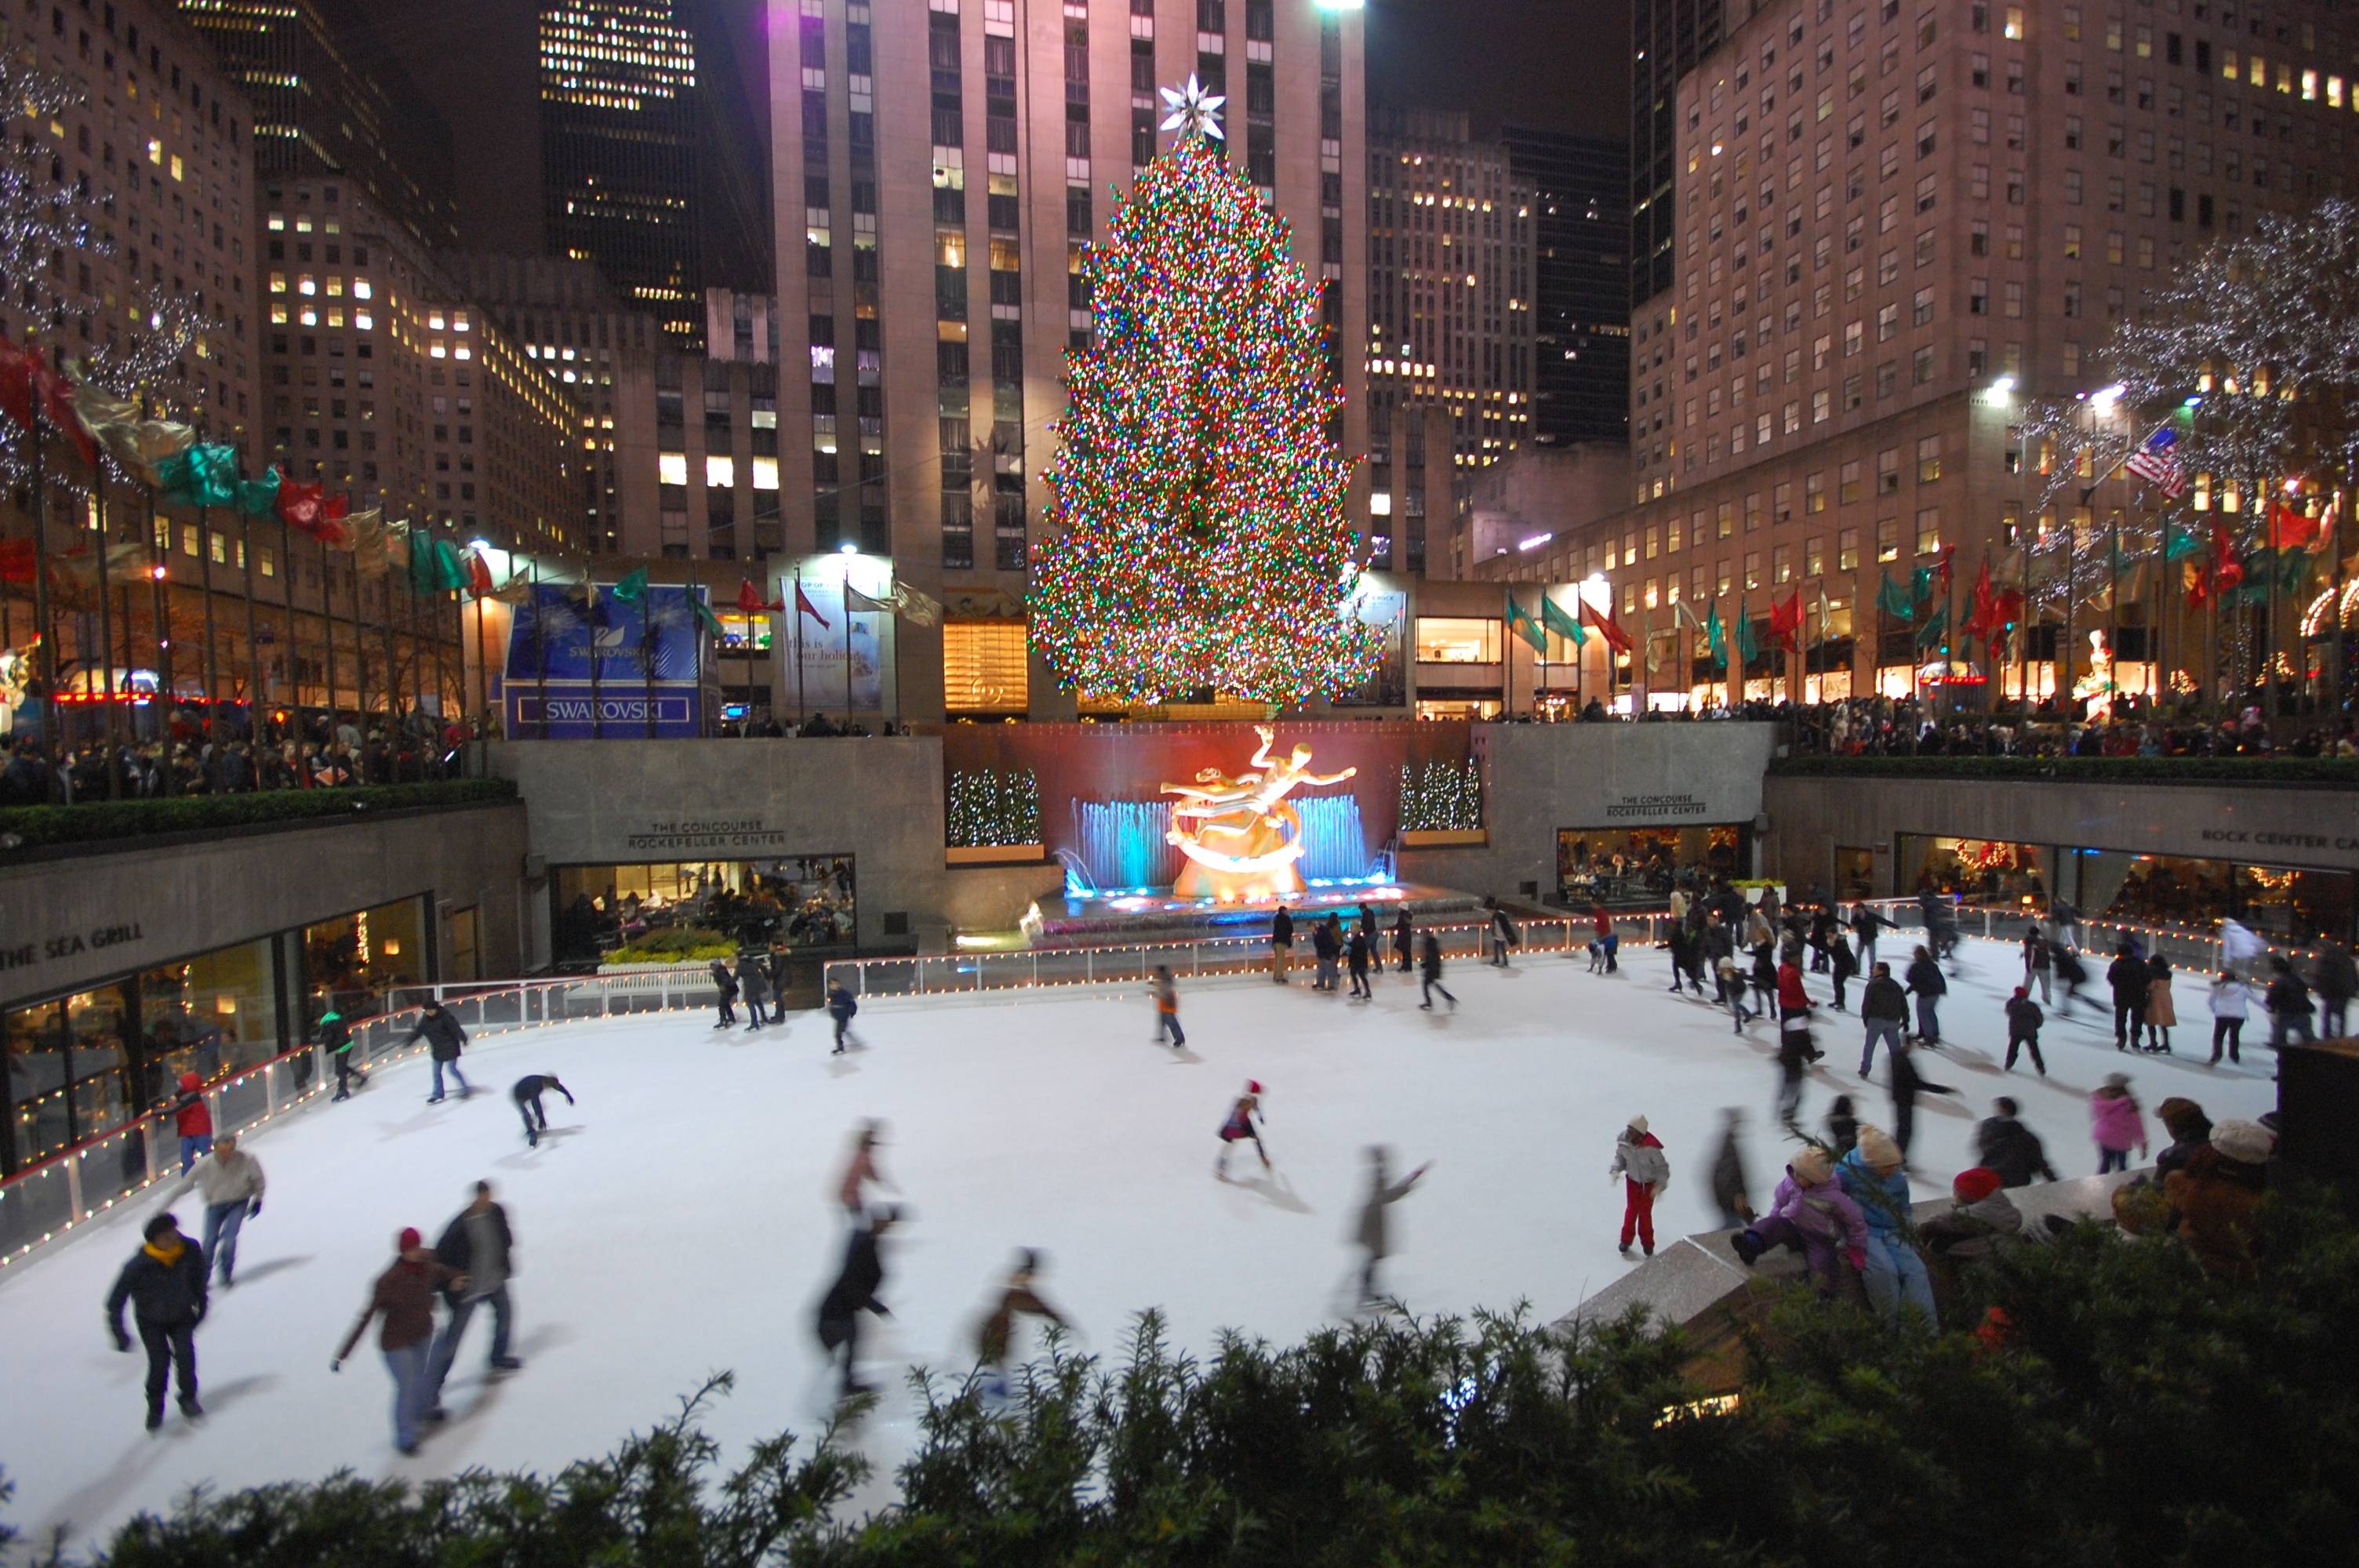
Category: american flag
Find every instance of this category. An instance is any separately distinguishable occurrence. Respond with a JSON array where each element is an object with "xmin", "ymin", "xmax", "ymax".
[{"xmin": 2124, "ymin": 425, "xmax": 2187, "ymax": 499}]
